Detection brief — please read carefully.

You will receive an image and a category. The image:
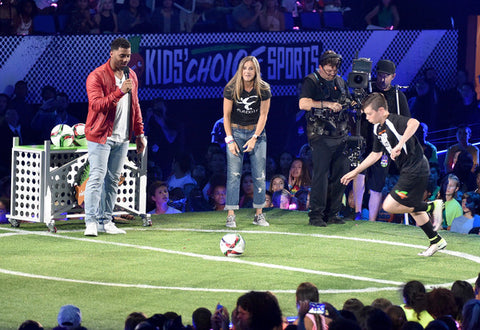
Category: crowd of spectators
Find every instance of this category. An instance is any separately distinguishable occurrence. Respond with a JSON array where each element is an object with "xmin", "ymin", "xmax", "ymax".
[
  {"xmin": 0, "ymin": 0, "xmax": 470, "ymax": 35},
  {"xmin": 15, "ymin": 274, "xmax": 480, "ymax": 329}
]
